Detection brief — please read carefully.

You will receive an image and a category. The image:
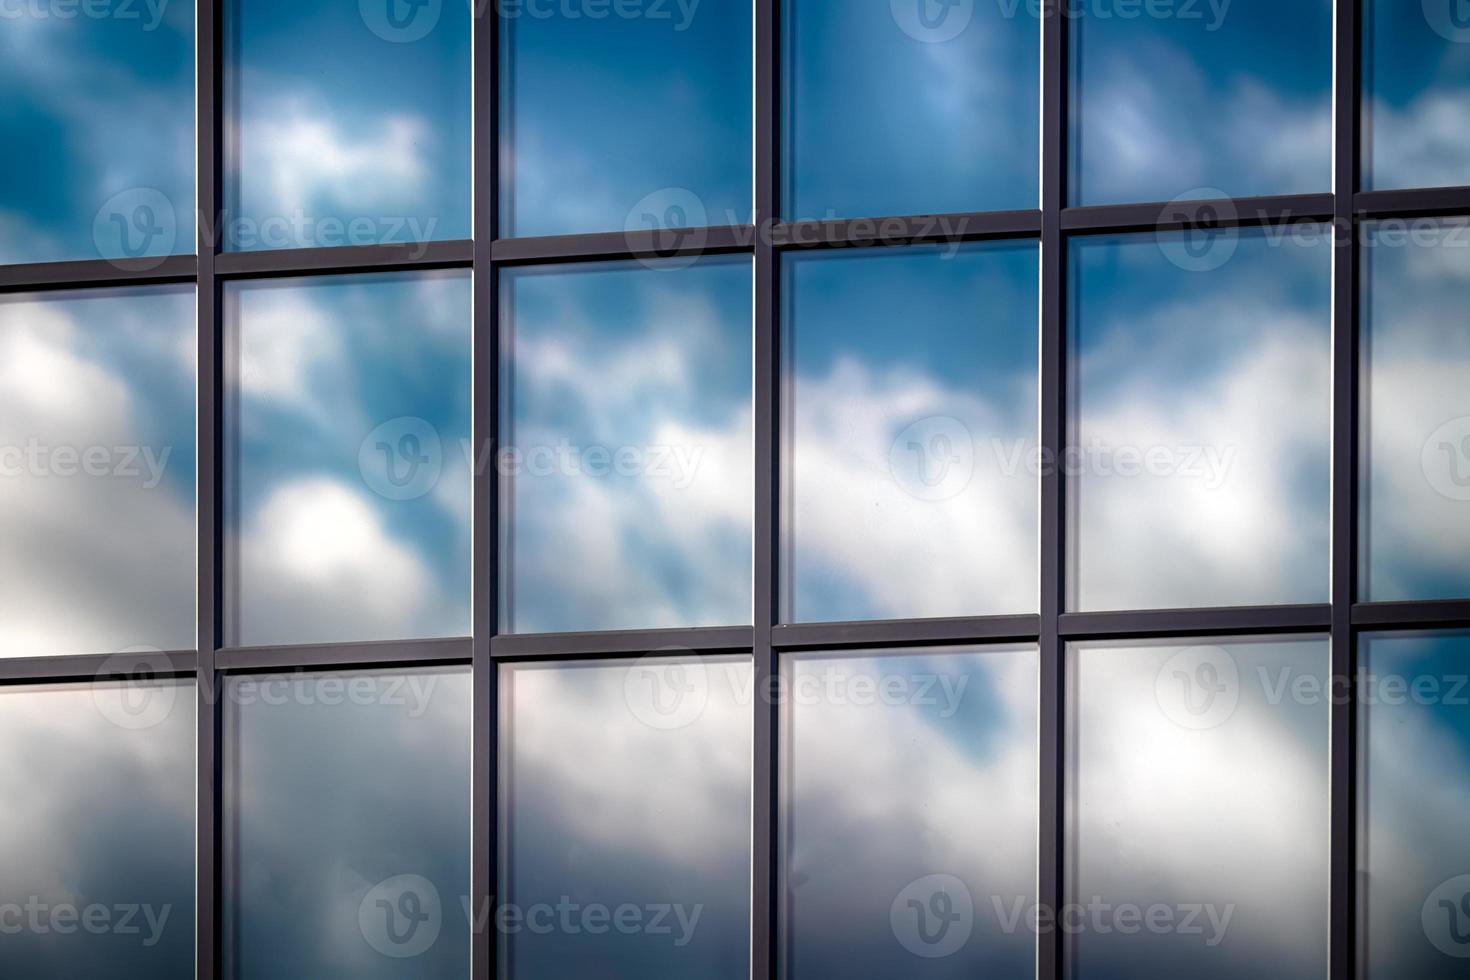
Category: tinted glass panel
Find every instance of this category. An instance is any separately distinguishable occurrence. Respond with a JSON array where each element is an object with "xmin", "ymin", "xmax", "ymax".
[
  {"xmin": 223, "ymin": 0, "xmax": 469, "ymax": 250},
  {"xmin": 782, "ymin": 243, "xmax": 1039, "ymax": 623},
  {"xmin": 1069, "ymin": 0, "xmax": 1331, "ymax": 205},
  {"xmin": 499, "ymin": 656, "xmax": 752, "ymax": 979},
  {"xmin": 1359, "ymin": 630, "xmax": 1470, "ymax": 977},
  {"xmin": 499, "ymin": 1, "xmax": 752, "ymax": 237},
  {"xmin": 0, "ymin": 287, "xmax": 195, "ymax": 657},
  {"xmin": 783, "ymin": 0, "xmax": 1038, "ymax": 219},
  {"xmin": 1068, "ymin": 636, "xmax": 1330, "ymax": 980},
  {"xmin": 1365, "ymin": 0, "xmax": 1470, "ymax": 190},
  {"xmin": 223, "ymin": 667, "xmax": 471, "ymax": 979},
  {"xmin": 0, "ymin": 679, "xmax": 194, "ymax": 977},
  {"xmin": 0, "ymin": 3, "xmax": 194, "ymax": 263},
  {"xmin": 1068, "ymin": 228, "xmax": 1331, "ymax": 611},
  {"xmin": 499, "ymin": 258, "xmax": 753, "ymax": 633},
  {"xmin": 224, "ymin": 272, "xmax": 471, "ymax": 647},
  {"xmin": 1361, "ymin": 220, "xmax": 1470, "ymax": 601},
  {"xmin": 780, "ymin": 646, "xmax": 1038, "ymax": 978}
]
